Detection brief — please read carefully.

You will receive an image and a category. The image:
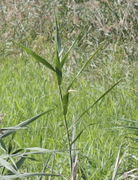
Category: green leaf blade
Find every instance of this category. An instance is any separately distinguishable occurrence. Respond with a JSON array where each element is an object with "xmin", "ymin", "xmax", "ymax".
[
  {"xmin": 0, "ymin": 173, "xmax": 61, "ymax": 179},
  {"xmin": 77, "ymin": 80, "xmax": 121, "ymax": 122},
  {"xmin": 0, "ymin": 110, "xmax": 53, "ymax": 139},
  {"xmin": 70, "ymin": 130, "xmax": 84, "ymax": 146},
  {"xmin": 62, "ymin": 93, "xmax": 69, "ymax": 116},
  {"xmin": 20, "ymin": 45, "xmax": 56, "ymax": 72},
  {"xmin": 67, "ymin": 41, "xmax": 106, "ymax": 90},
  {"xmin": 55, "ymin": 16, "xmax": 63, "ymax": 60},
  {"xmin": 61, "ymin": 32, "xmax": 83, "ymax": 68}
]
